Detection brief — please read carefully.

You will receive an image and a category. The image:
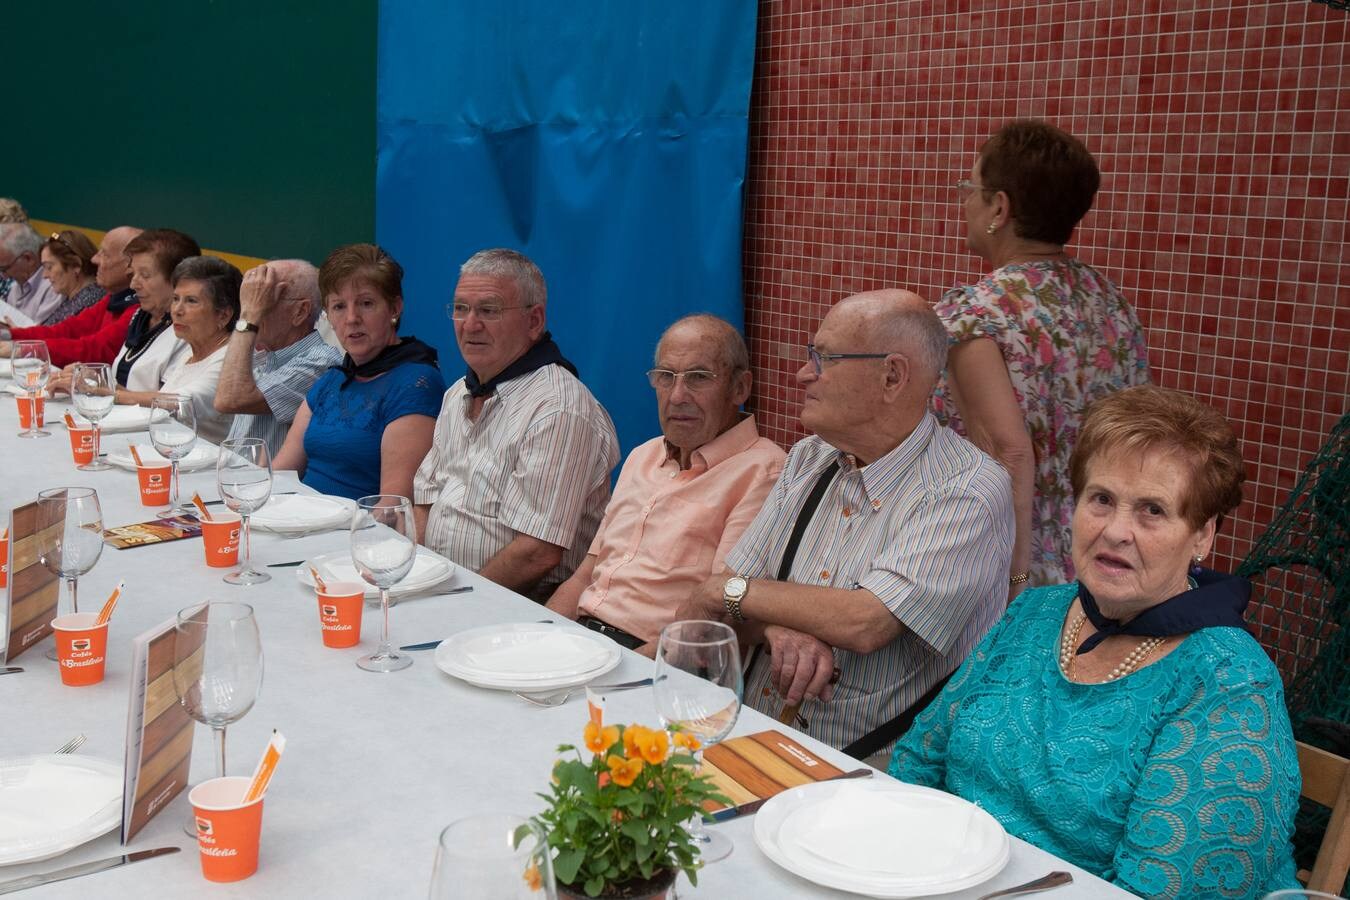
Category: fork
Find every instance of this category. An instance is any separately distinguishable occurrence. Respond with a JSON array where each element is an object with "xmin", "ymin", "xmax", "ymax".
[
  {"xmin": 514, "ymin": 678, "xmax": 654, "ymax": 707},
  {"xmin": 55, "ymin": 734, "xmax": 87, "ymax": 755},
  {"xmin": 976, "ymin": 871, "xmax": 1072, "ymax": 900}
]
